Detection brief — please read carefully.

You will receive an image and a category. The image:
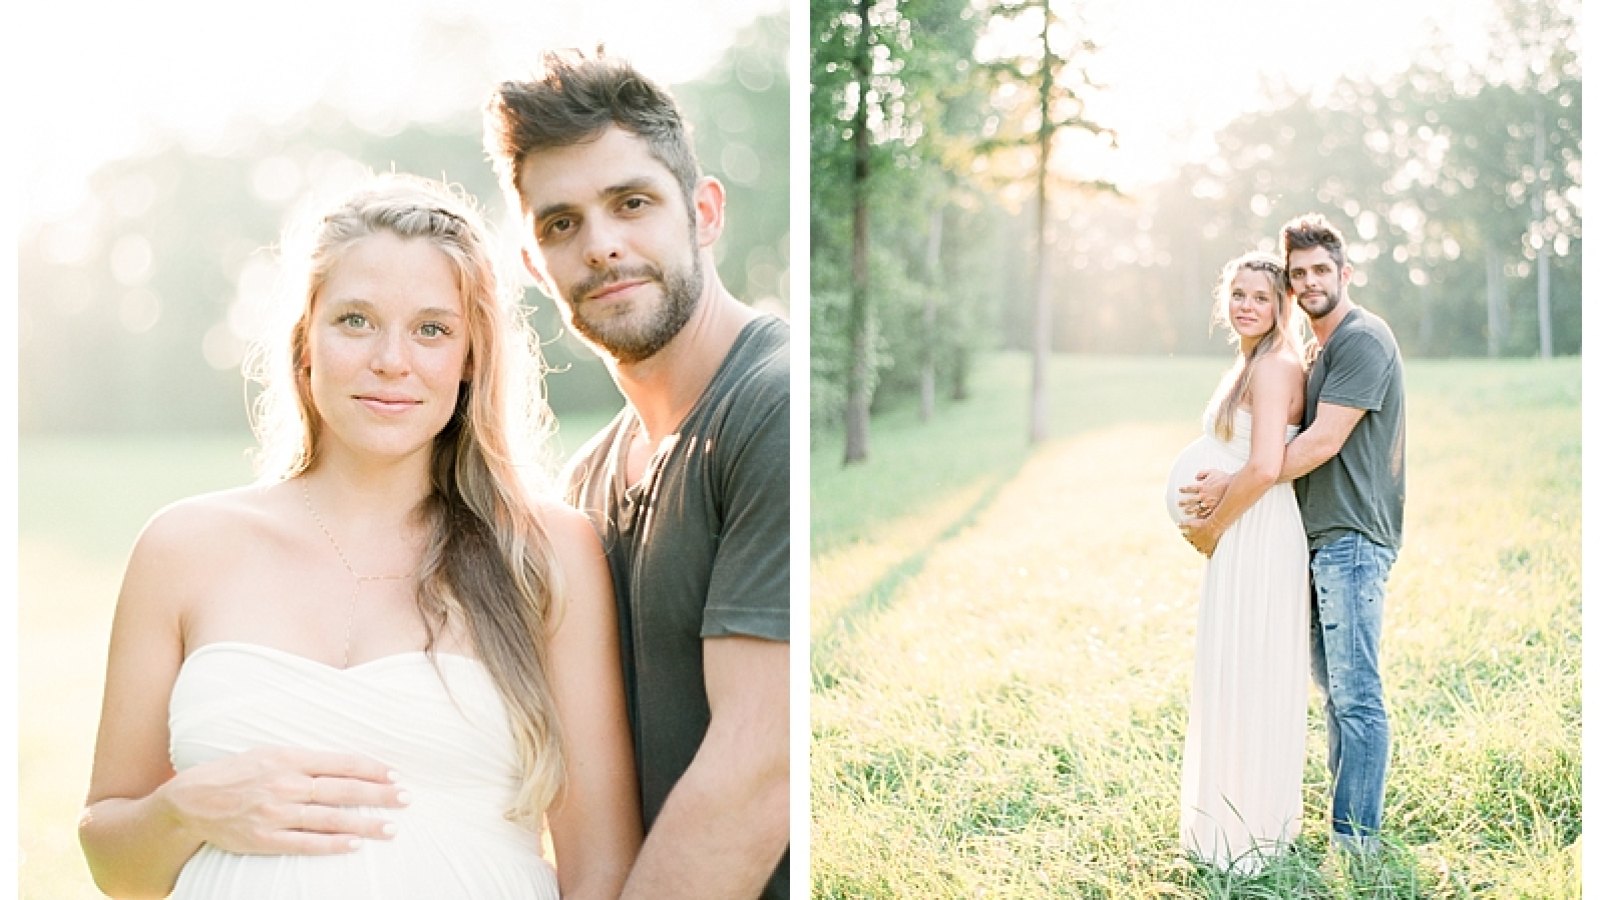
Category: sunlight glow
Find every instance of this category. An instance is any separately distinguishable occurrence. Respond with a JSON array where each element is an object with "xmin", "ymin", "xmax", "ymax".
[
  {"xmin": 19, "ymin": 0, "xmax": 788, "ymax": 223},
  {"xmin": 1071, "ymin": 0, "xmax": 1498, "ymax": 189}
]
